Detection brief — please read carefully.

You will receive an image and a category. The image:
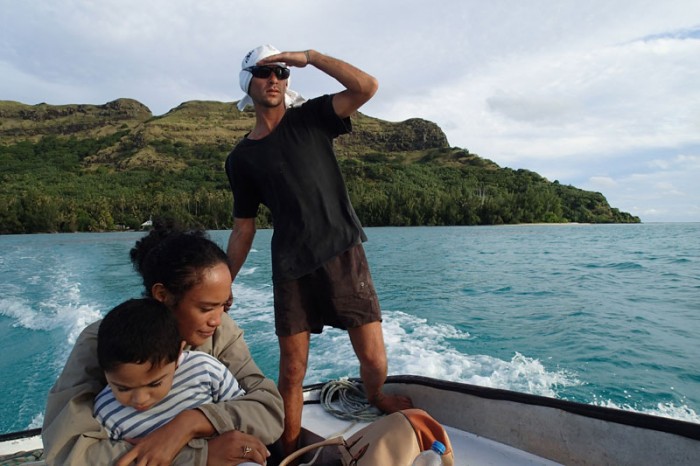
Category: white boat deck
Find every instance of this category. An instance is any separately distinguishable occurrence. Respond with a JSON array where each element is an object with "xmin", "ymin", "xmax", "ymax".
[
  {"xmin": 301, "ymin": 402, "xmax": 562, "ymax": 466},
  {"xmin": 0, "ymin": 435, "xmax": 41, "ymax": 456},
  {"xmin": 0, "ymin": 434, "xmax": 43, "ymax": 465}
]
